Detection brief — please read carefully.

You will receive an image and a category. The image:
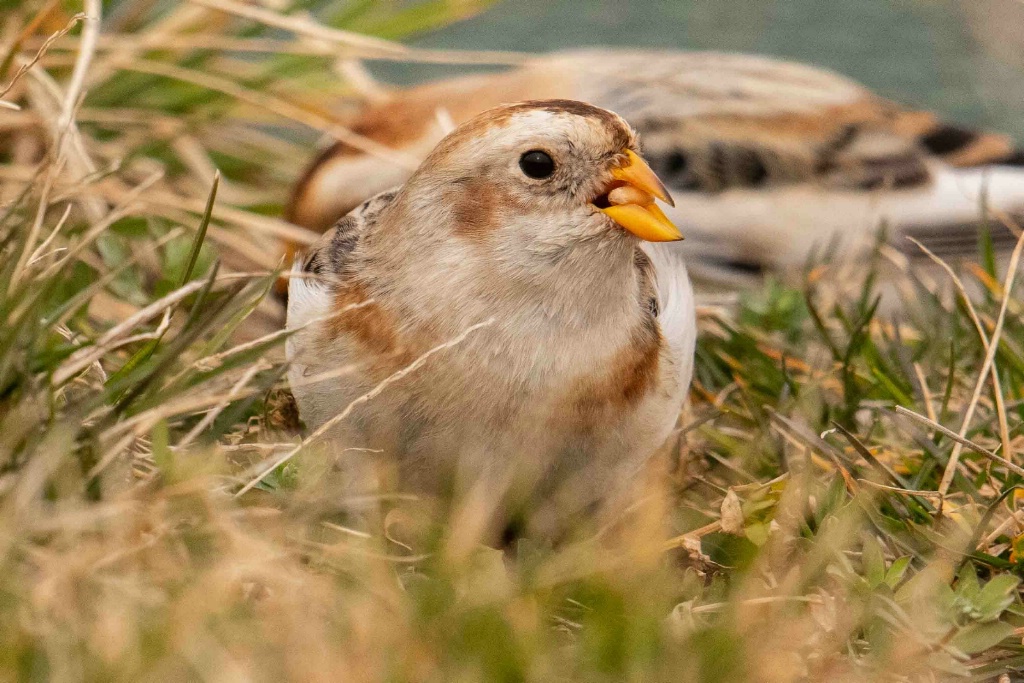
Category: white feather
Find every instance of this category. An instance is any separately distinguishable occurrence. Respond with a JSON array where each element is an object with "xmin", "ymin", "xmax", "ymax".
[{"xmin": 642, "ymin": 242, "xmax": 697, "ymax": 393}]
